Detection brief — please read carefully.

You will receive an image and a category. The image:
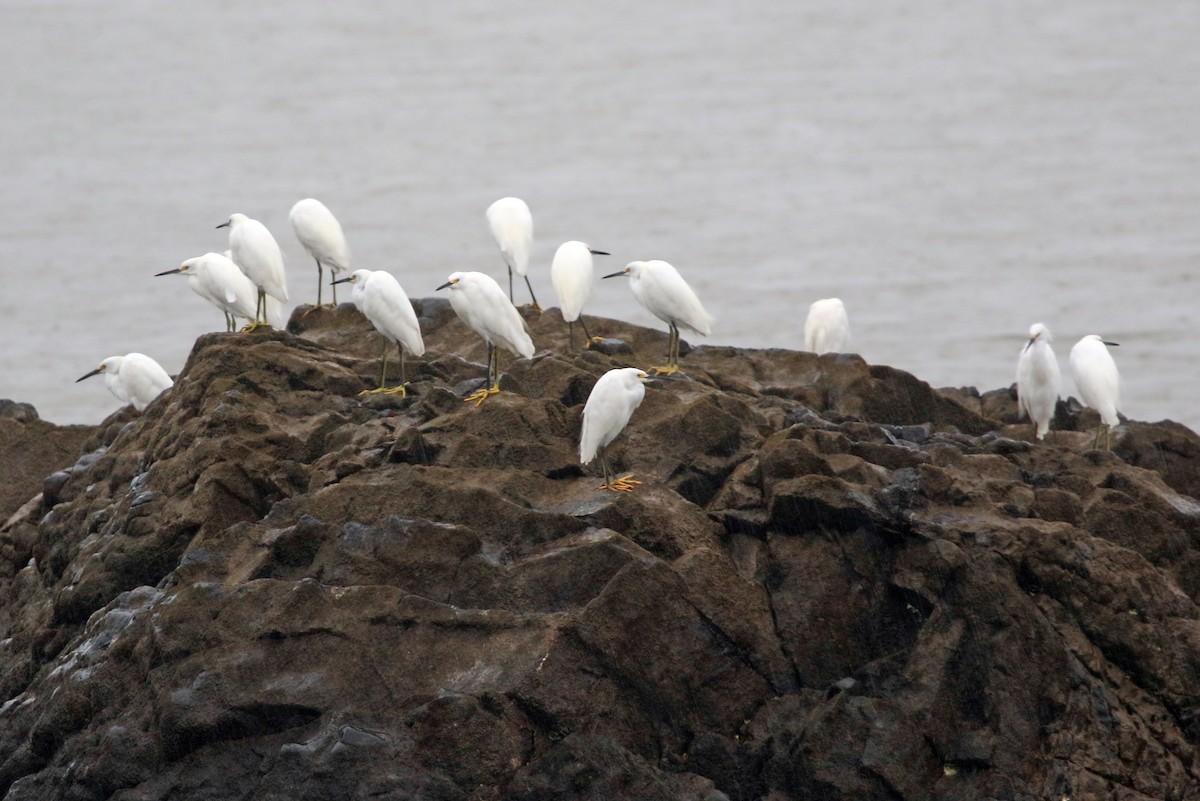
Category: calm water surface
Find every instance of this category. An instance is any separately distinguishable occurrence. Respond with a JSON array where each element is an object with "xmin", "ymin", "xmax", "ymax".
[{"xmin": 2, "ymin": 1, "xmax": 1198, "ymax": 429}]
